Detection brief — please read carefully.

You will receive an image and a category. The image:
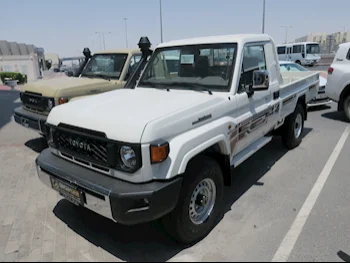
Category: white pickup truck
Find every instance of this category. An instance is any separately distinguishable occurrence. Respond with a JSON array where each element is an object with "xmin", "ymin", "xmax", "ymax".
[
  {"xmin": 326, "ymin": 42, "xmax": 350, "ymax": 121},
  {"xmin": 36, "ymin": 34, "xmax": 319, "ymax": 244}
]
